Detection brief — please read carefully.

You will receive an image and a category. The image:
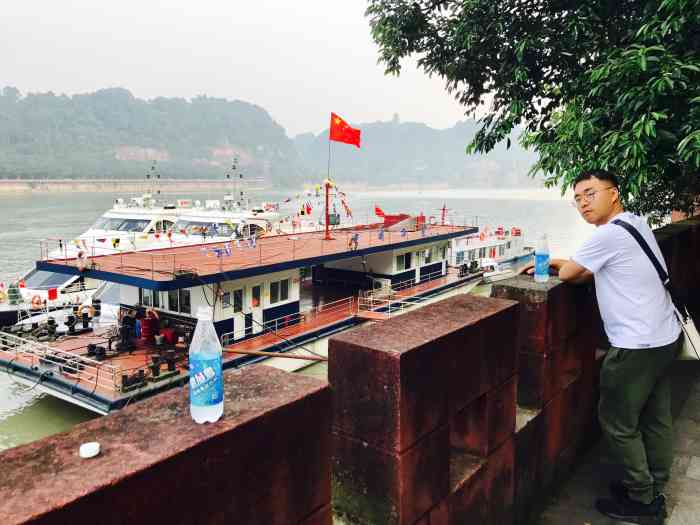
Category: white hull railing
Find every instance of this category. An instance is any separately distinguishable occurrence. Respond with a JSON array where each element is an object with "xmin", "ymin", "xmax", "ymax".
[
  {"xmin": 220, "ymin": 296, "xmax": 356, "ymax": 348},
  {"xmin": 0, "ymin": 331, "xmax": 120, "ymax": 393}
]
